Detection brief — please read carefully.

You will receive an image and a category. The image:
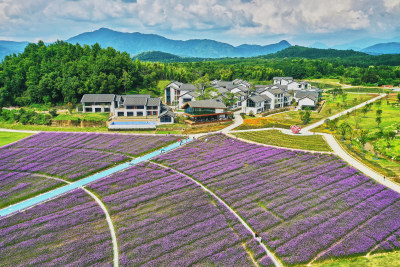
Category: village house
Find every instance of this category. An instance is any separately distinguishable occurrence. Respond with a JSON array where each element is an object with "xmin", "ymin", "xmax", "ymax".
[
  {"xmin": 80, "ymin": 94, "xmax": 176, "ymax": 123},
  {"xmin": 182, "ymin": 99, "xmax": 231, "ymax": 124},
  {"xmin": 165, "ymin": 81, "xmax": 199, "ymax": 108},
  {"xmin": 294, "ymin": 91, "xmax": 320, "ymax": 109}
]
